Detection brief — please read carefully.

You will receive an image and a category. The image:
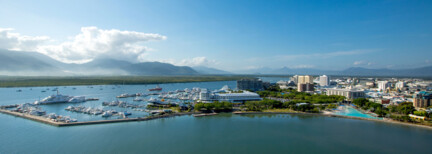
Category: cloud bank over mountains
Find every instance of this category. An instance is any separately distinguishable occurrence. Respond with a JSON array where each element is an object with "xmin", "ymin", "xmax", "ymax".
[
  {"xmin": 160, "ymin": 57, "xmax": 218, "ymax": 67},
  {"xmin": 0, "ymin": 28, "xmax": 50, "ymax": 51},
  {"xmin": 0, "ymin": 27, "xmax": 167, "ymax": 63}
]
